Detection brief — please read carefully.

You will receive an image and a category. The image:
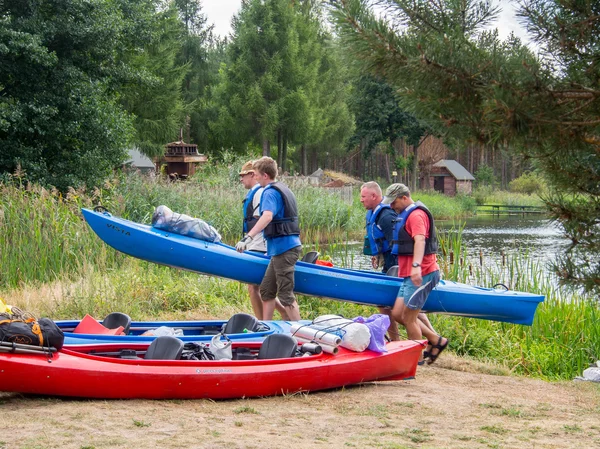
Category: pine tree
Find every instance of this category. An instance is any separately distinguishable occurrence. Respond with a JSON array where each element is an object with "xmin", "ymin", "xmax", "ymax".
[
  {"xmin": 120, "ymin": 4, "xmax": 189, "ymax": 158},
  {"xmin": 331, "ymin": 0, "xmax": 600, "ymax": 295}
]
